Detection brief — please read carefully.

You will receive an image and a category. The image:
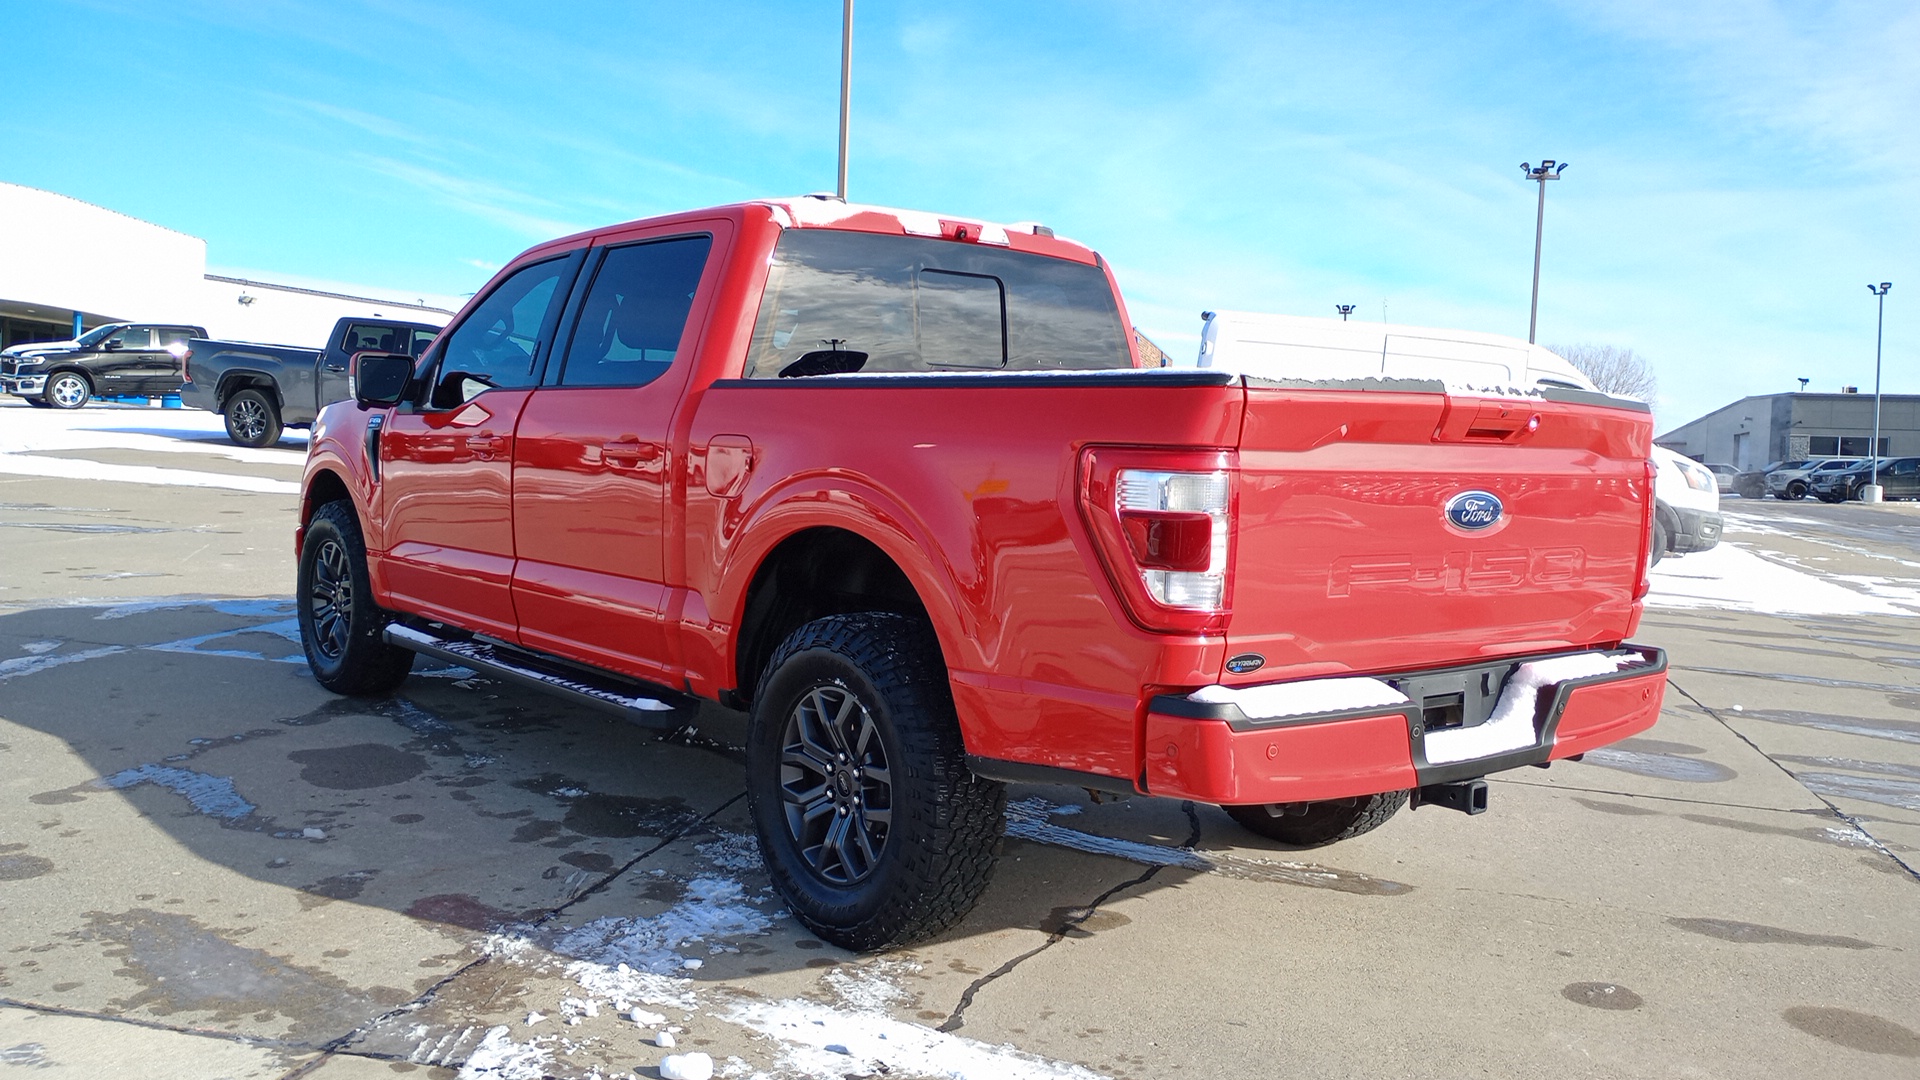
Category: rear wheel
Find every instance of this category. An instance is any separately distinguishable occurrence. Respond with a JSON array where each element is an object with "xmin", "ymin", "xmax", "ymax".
[
  {"xmin": 224, "ymin": 388, "xmax": 282, "ymax": 447},
  {"xmin": 1784, "ymin": 481, "xmax": 1807, "ymax": 500},
  {"xmin": 746, "ymin": 612, "xmax": 1005, "ymax": 951},
  {"xmin": 1225, "ymin": 790, "xmax": 1409, "ymax": 847},
  {"xmin": 45, "ymin": 371, "xmax": 90, "ymax": 409},
  {"xmin": 297, "ymin": 501, "xmax": 414, "ymax": 695}
]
